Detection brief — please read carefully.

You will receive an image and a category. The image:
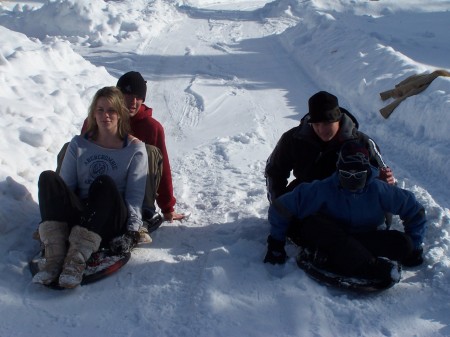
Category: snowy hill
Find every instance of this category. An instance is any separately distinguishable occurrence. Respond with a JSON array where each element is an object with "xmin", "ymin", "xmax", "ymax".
[{"xmin": 0, "ymin": 0, "xmax": 449, "ymax": 336}]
